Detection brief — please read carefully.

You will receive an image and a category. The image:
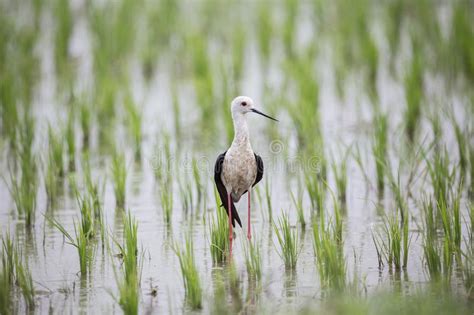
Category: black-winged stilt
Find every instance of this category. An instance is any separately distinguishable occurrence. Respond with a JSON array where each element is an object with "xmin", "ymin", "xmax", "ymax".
[{"xmin": 214, "ymin": 96, "xmax": 278, "ymax": 255}]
